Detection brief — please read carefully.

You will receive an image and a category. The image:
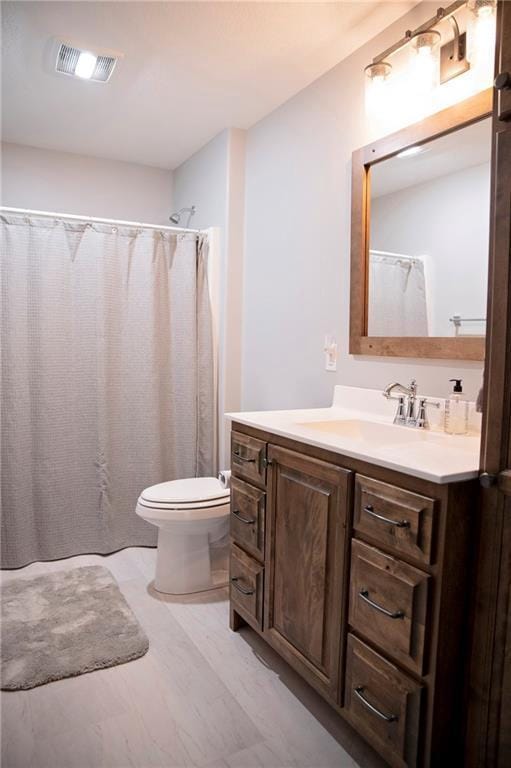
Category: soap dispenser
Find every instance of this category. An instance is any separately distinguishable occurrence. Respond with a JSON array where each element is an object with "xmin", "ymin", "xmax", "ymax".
[{"xmin": 444, "ymin": 379, "xmax": 469, "ymax": 435}]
